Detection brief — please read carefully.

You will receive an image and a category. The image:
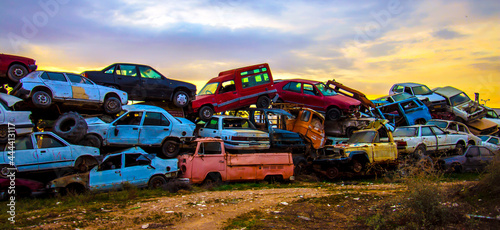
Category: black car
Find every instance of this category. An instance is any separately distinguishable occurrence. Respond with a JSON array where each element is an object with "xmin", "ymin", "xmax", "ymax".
[{"xmin": 82, "ymin": 63, "xmax": 196, "ymax": 107}]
